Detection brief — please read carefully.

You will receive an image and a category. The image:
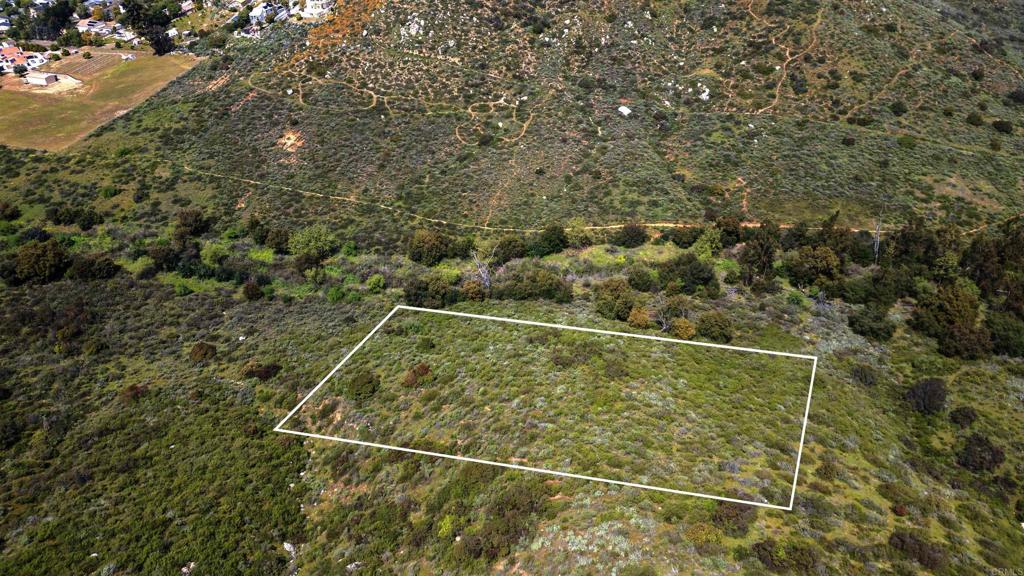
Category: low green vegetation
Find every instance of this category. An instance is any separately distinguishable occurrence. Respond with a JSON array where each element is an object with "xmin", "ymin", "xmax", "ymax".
[
  {"xmin": 288, "ymin": 306, "xmax": 813, "ymax": 506},
  {"xmin": 2, "ymin": 191, "xmax": 1022, "ymax": 573}
]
